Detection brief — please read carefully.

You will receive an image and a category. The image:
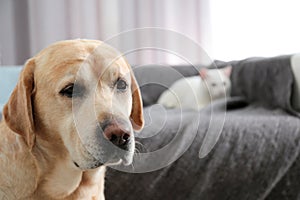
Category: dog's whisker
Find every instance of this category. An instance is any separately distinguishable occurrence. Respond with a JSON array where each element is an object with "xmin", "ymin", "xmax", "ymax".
[
  {"xmin": 134, "ymin": 149, "xmax": 140, "ymax": 154},
  {"xmin": 133, "ymin": 148, "xmax": 144, "ymax": 165},
  {"xmin": 134, "ymin": 141, "xmax": 148, "ymax": 153}
]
